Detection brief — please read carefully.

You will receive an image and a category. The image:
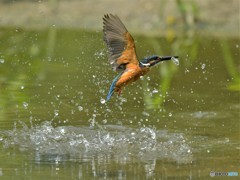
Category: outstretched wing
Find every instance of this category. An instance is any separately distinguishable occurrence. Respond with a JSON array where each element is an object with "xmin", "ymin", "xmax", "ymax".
[{"xmin": 103, "ymin": 14, "xmax": 139, "ymax": 71}]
